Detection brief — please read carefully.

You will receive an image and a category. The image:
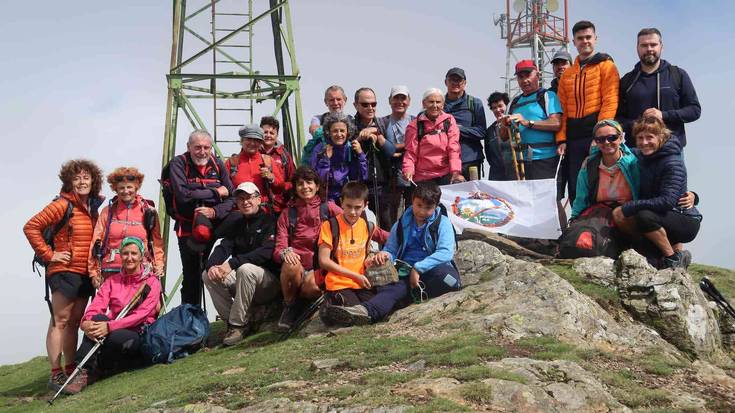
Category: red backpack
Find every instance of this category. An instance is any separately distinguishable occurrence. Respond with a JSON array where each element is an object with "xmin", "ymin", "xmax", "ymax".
[{"xmin": 559, "ymin": 204, "xmax": 621, "ymax": 259}]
